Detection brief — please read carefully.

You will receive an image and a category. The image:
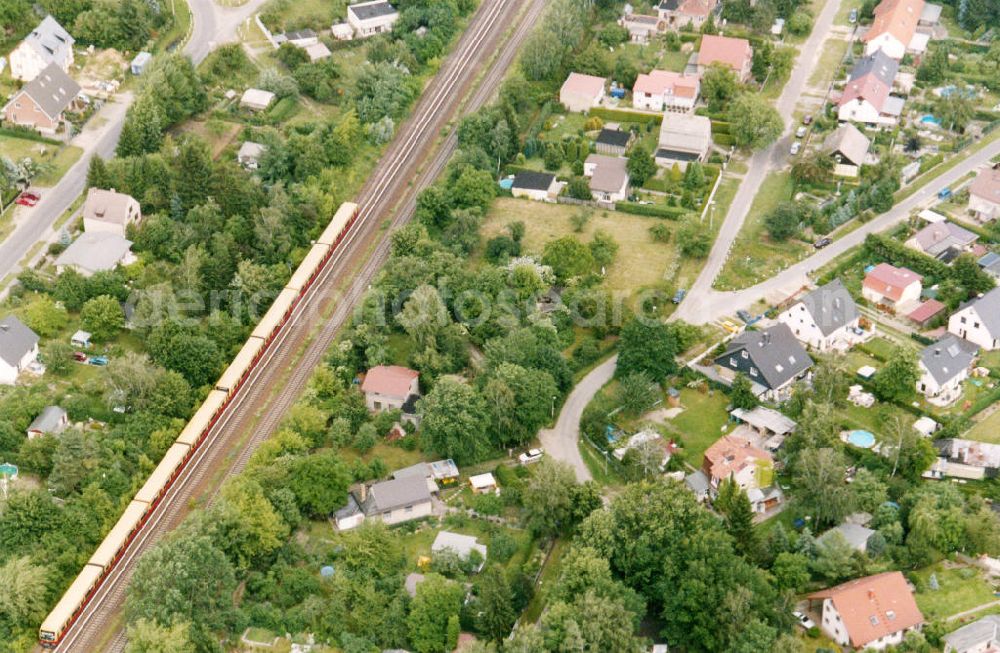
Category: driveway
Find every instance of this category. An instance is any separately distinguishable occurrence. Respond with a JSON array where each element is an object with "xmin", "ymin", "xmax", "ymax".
[
  {"xmin": 673, "ymin": 0, "xmax": 843, "ymax": 324},
  {"xmin": 539, "ymin": 356, "xmax": 617, "ymax": 482},
  {"xmin": 0, "ymin": 0, "xmax": 269, "ymax": 297}
]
